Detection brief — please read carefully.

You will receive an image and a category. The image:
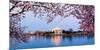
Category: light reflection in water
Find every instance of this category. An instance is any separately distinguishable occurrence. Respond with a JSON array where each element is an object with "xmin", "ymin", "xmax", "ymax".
[
  {"xmin": 10, "ymin": 34, "xmax": 94, "ymax": 50},
  {"xmin": 51, "ymin": 35, "xmax": 62, "ymax": 46}
]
